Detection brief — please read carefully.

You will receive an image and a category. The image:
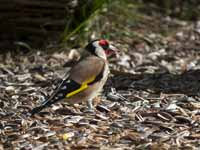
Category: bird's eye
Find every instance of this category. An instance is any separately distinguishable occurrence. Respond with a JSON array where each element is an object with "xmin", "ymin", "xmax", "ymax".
[{"xmin": 99, "ymin": 39, "xmax": 109, "ymax": 50}]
